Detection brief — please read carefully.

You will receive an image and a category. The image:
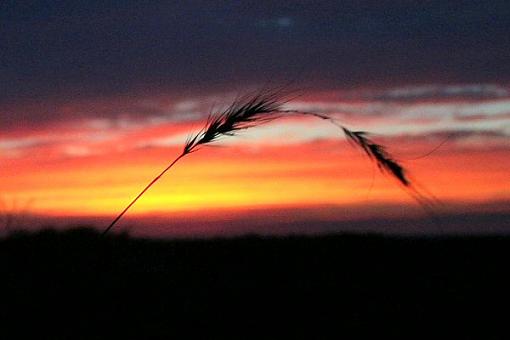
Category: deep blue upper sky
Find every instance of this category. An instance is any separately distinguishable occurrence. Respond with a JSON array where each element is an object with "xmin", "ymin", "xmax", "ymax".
[{"xmin": 1, "ymin": 0, "xmax": 510, "ymax": 105}]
